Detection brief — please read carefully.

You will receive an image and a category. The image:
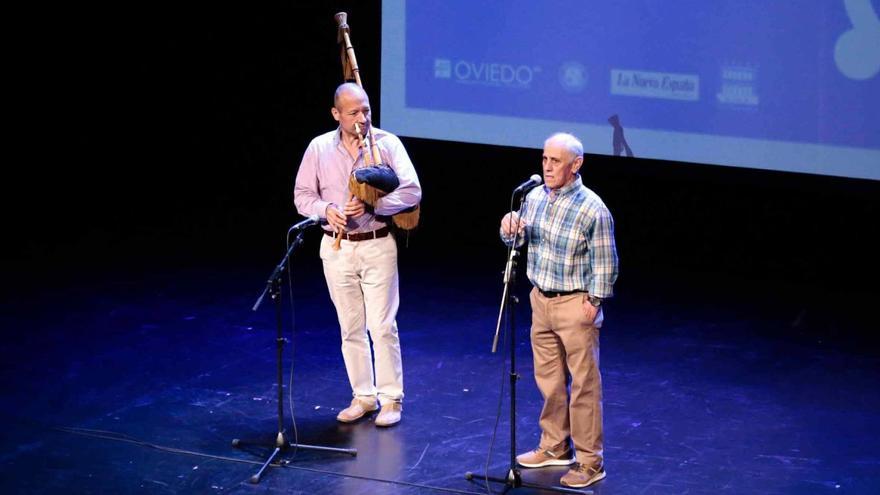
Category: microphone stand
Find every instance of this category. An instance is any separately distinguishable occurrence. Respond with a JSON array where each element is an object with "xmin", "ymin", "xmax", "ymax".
[
  {"xmin": 232, "ymin": 229, "xmax": 356, "ymax": 484},
  {"xmin": 465, "ymin": 189, "xmax": 587, "ymax": 494}
]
